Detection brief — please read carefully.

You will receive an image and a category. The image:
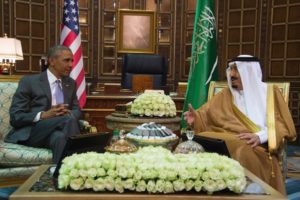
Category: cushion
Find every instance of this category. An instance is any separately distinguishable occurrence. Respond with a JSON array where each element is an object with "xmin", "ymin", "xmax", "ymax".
[
  {"xmin": 0, "ymin": 142, "xmax": 52, "ymax": 167},
  {"xmin": 0, "ymin": 82, "xmax": 18, "ymax": 140},
  {"xmin": 0, "ymin": 166, "xmax": 39, "ymax": 178}
]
